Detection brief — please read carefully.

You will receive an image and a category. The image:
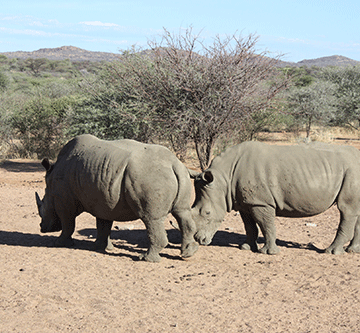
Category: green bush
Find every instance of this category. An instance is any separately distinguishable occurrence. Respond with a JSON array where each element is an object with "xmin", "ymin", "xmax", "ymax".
[
  {"xmin": 0, "ymin": 71, "xmax": 9, "ymax": 92},
  {"xmin": 11, "ymin": 95, "xmax": 75, "ymax": 158}
]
